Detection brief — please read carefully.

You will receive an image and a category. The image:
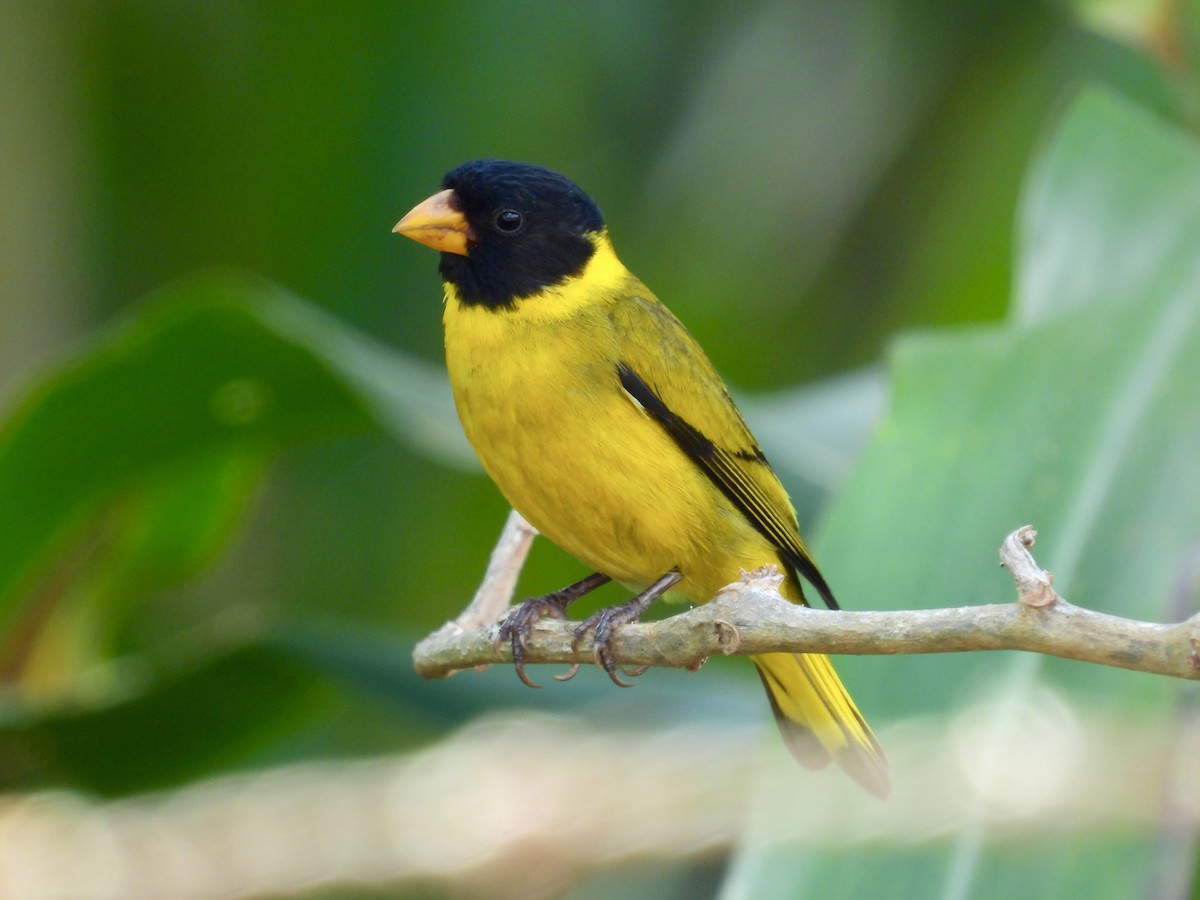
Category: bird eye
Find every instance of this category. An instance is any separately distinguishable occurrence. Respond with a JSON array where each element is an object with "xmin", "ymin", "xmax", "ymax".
[{"xmin": 494, "ymin": 209, "xmax": 524, "ymax": 234}]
